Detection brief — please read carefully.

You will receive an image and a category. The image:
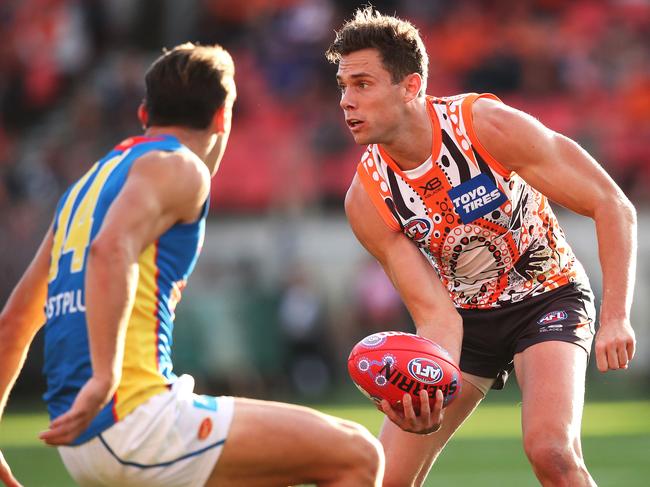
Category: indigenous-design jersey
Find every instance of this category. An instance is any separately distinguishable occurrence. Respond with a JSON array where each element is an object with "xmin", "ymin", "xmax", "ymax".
[
  {"xmin": 356, "ymin": 93, "xmax": 590, "ymax": 309},
  {"xmin": 43, "ymin": 135, "xmax": 208, "ymax": 445}
]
